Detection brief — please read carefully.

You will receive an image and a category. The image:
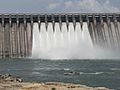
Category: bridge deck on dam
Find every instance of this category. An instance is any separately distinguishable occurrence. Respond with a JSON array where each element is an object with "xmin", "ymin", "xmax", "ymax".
[
  {"xmin": 0, "ymin": 13, "xmax": 120, "ymax": 23},
  {"xmin": 0, "ymin": 13, "xmax": 120, "ymax": 58}
]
